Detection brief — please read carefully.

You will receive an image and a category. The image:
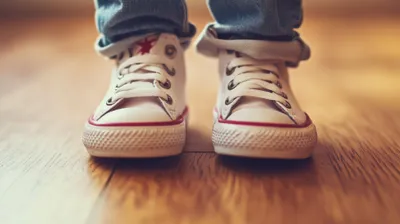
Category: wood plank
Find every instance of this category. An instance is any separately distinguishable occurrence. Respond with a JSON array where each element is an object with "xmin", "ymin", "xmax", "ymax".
[
  {"xmin": 0, "ymin": 18, "xmax": 115, "ymax": 224},
  {"xmin": 89, "ymin": 143, "xmax": 400, "ymax": 224}
]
